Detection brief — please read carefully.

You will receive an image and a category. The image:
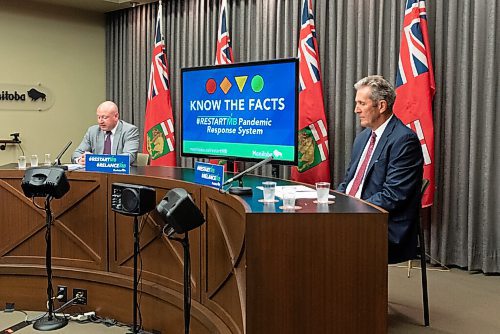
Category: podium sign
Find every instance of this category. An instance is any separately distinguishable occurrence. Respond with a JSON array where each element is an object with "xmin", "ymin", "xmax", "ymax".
[
  {"xmin": 85, "ymin": 154, "xmax": 130, "ymax": 174},
  {"xmin": 194, "ymin": 162, "xmax": 224, "ymax": 189}
]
